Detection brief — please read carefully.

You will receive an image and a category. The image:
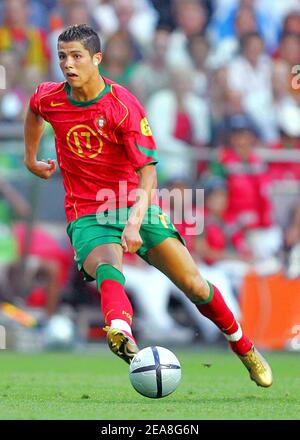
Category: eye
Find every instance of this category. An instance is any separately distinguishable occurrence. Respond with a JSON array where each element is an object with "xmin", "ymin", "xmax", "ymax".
[
  {"xmin": 58, "ymin": 54, "xmax": 65, "ymax": 60},
  {"xmin": 74, "ymin": 54, "xmax": 81, "ymax": 59}
]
